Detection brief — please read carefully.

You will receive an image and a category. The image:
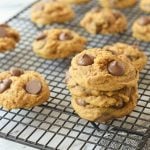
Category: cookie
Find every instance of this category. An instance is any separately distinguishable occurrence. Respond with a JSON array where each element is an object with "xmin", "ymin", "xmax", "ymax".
[
  {"xmin": 99, "ymin": 0, "xmax": 137, "ymax": 9},
  {"xmin": 31, "ymin": 0, "xmax": 75, "ymax": 25},
  {"xmin": 69, "ymin": 48, "xmax": 138, "ymax": 91},
  {"xmin": 72, "ymin": 85, "xmax": 138, "ymax": 122},
  {"xmin": 0, "ymin": 24, "xmax": 20, "ymax": 52},
  {"xmin": 61, "ymin": 0, "xmax": 90, "ymax": 4},
  {"xmin": 32, "ymin": 28, "xmax": 87, "ymax": 59},
  {"xmin": 103, "ymin": 43, "xmax": 147, "ymax": 71},
  {"xmin": 67, "ymin": 75, "xmax": 135, "ymax": 108},
  {"xmin": 80, "ymin": 7, "xmax": 127, "ymax": 34},
  {"xmin": 140, "ymin": 0, "xmax": 150, "ymax": 13},
  {"xmin": 132, "ymin": 16, "xmax": 150, "ymax": 42},
  {"xmin": 0, "ymin": 67, "xmax": 50, "ymax": 110}
]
